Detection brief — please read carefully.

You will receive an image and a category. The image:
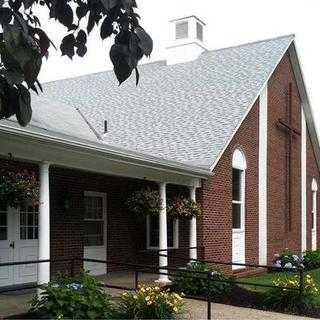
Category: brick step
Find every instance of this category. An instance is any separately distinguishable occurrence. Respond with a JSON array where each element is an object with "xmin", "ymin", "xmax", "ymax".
[{"xmin": 233, "ymin": 267, "xmax": 266, "ymax": 278}]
